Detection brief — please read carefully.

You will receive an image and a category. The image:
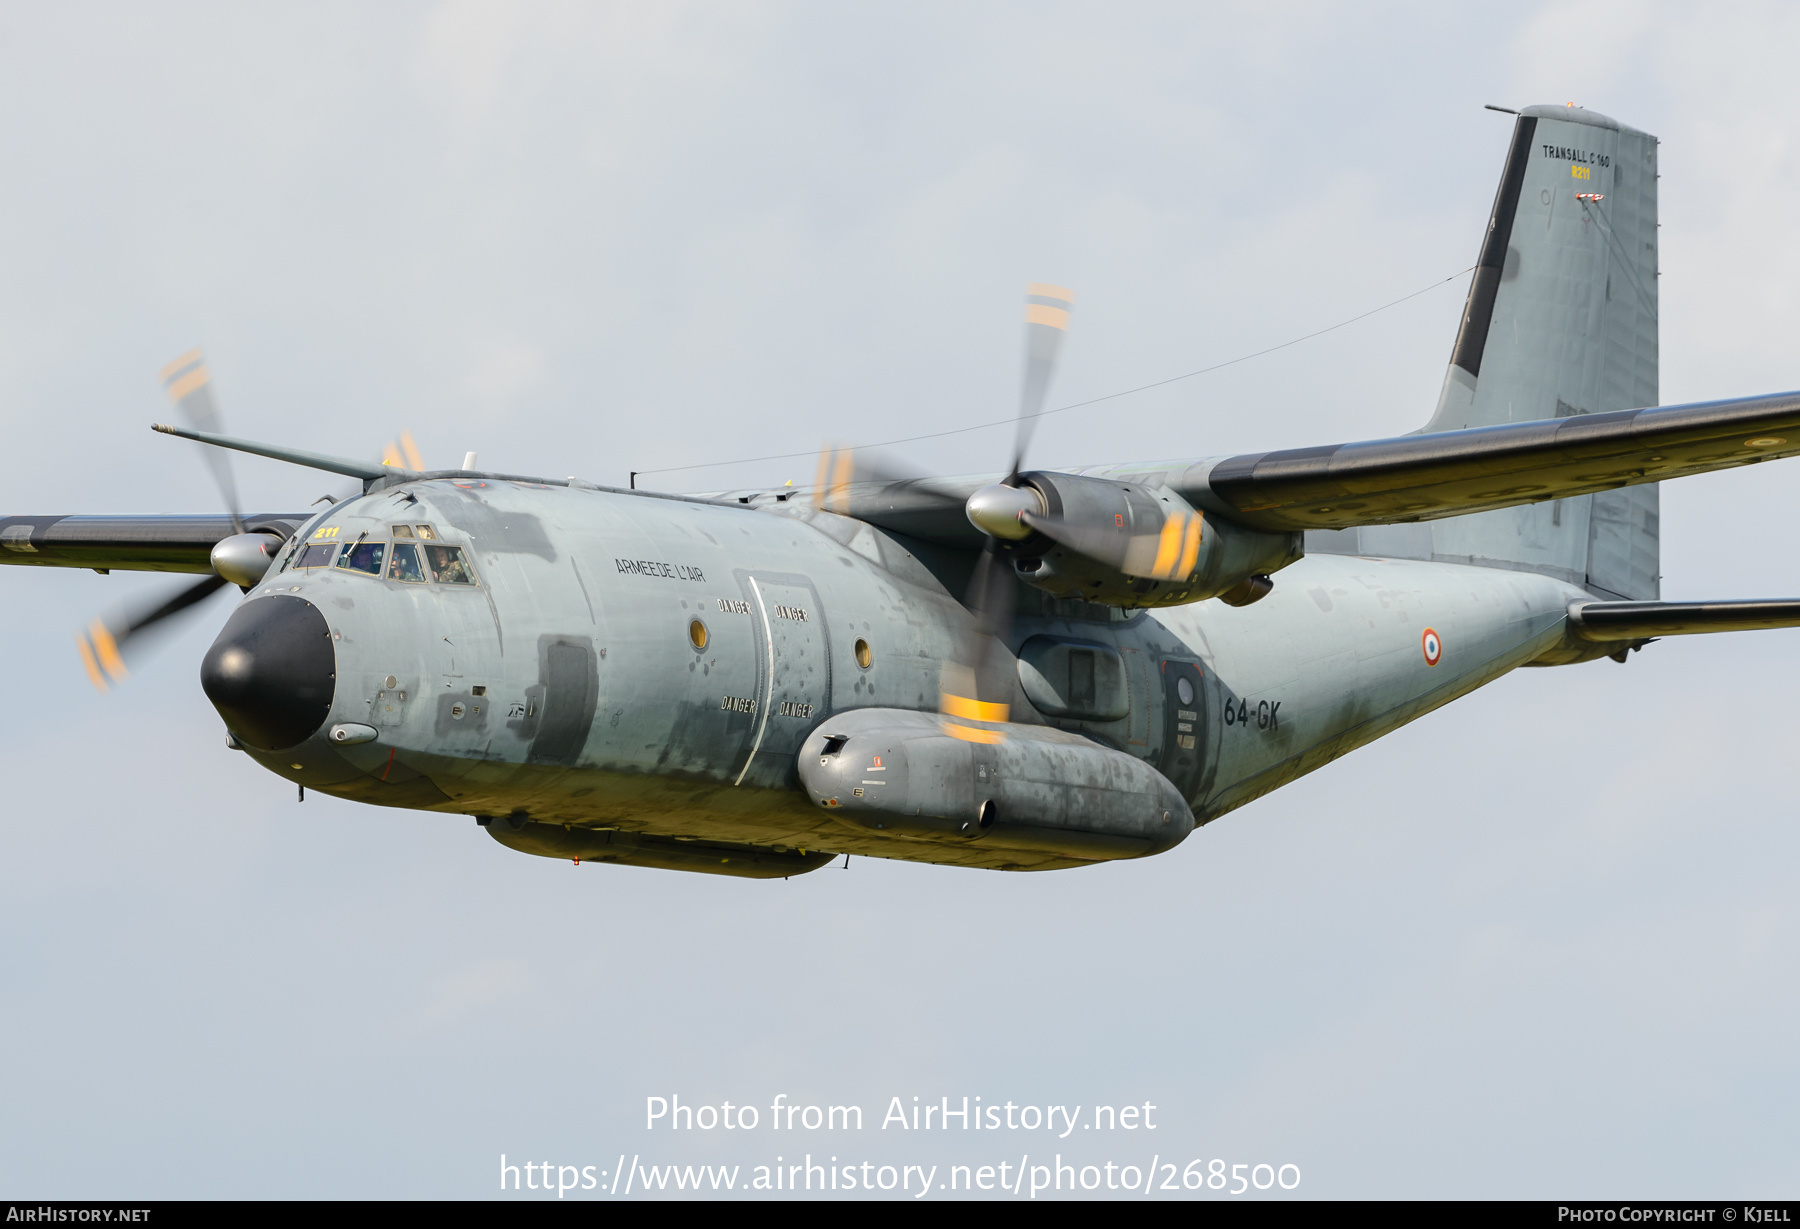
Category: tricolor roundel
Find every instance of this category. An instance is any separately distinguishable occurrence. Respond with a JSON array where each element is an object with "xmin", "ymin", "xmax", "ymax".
[{"xmin": 1421, "ymin": 627, "xmax": 1442, "ymax": 666}]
